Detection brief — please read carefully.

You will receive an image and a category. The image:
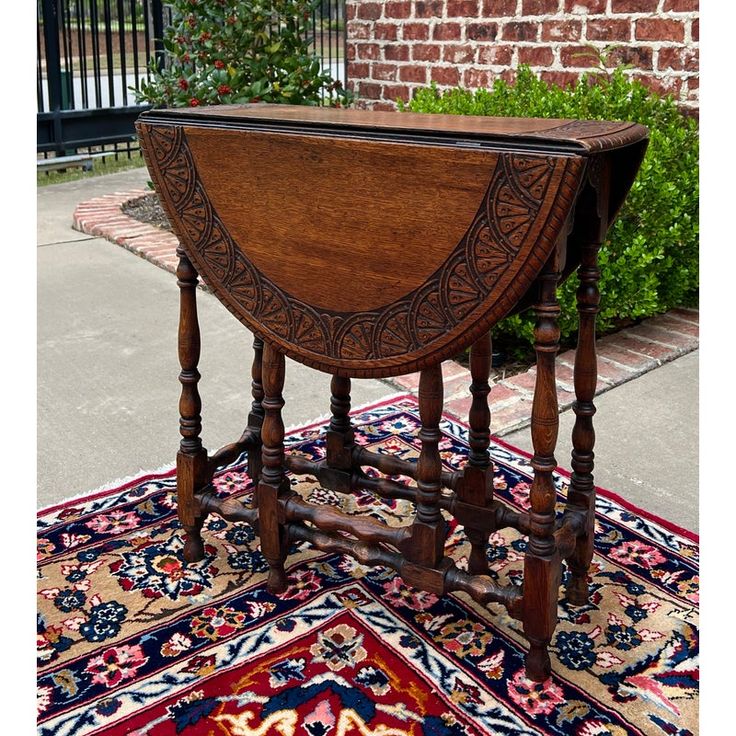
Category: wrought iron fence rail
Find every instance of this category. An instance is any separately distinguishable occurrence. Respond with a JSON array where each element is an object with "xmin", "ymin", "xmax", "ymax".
[{"xmin": 38, "ymin": 1, "xmax": 346, "ymax": 158}]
